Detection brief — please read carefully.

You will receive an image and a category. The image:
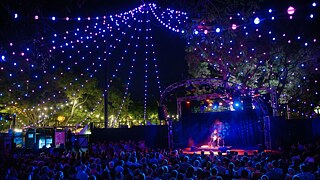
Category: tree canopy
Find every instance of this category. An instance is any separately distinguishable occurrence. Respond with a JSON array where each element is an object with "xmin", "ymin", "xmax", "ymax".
[{"xmin": 161, "ymin": 0, "xmax": 320, "ymax": 118}]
